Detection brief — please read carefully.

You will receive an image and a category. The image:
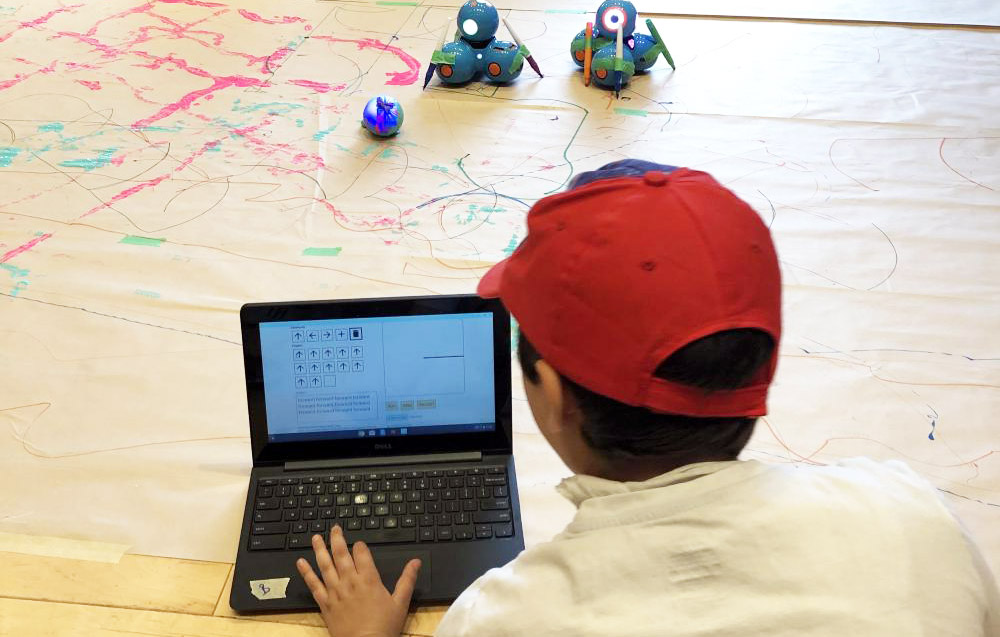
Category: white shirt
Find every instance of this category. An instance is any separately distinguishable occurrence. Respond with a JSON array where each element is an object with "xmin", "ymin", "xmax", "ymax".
[{"xmin": 435, "ymin": 458, "xmax": 999, "ymax": 636}]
